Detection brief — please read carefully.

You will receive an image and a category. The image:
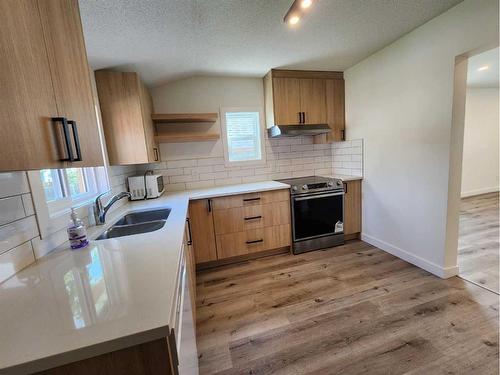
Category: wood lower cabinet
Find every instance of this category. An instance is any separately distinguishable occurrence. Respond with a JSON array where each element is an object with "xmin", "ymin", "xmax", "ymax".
[
  {"xmin": 0, "ymin": 0, "xmax": 103, "ymax": 171},
  {"xmin": 188, "ymin": 199, "xmax": 218, "ymax": 263},
  {"xmin": 213, "ymin": 200, "xmax": 290, "ymax": 234},
  {"xmin": 95, "ymin": 70, "xmax": 159, "ymax": 165},
  {"xmin": 189, "ymin": 189, "xmax": 291, "ymax": 266},
  {"xmin": 35, "ymin": 337, "xmax": 176, "ymax": 375},
  {"xmin": 344, "ymin": 180, "xmax": 362, "ymax": 236},
  {"xmin": 216, "ymin": 224, "xmax": 291, "ymax": 259}
]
